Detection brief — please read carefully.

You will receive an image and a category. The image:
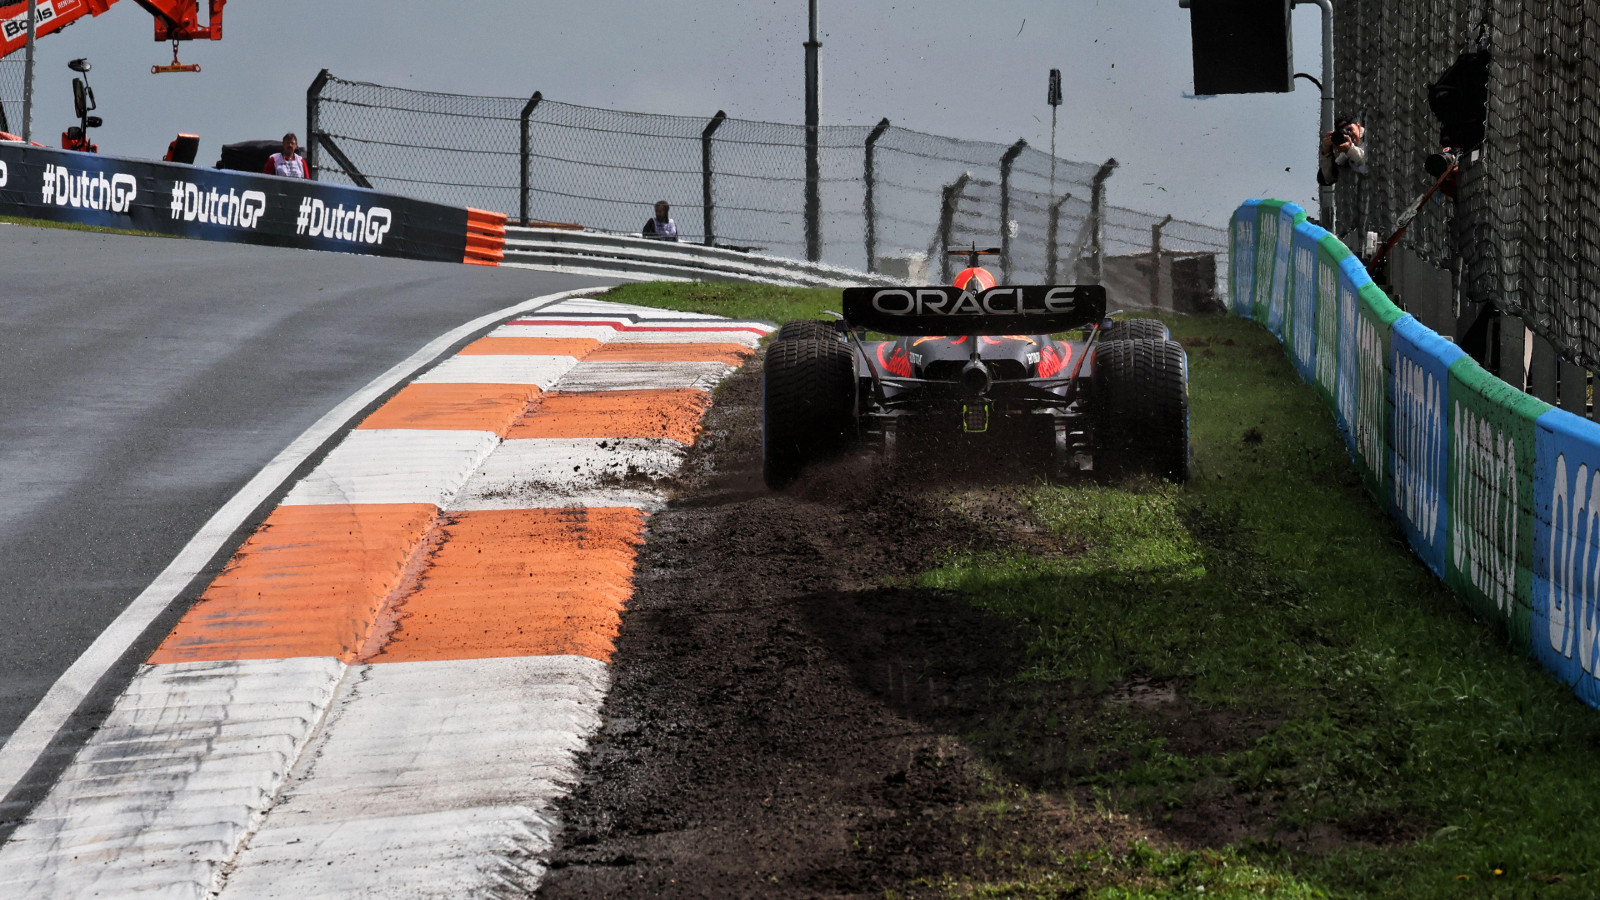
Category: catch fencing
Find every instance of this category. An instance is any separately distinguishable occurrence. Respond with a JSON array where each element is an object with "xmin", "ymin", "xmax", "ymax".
[
  {"xmin": 1234, "ymin": 198, "xmax": 1600, "ymax": 712},
  {"xmin": 0, "ymin": 56, "xmax": 19, "ymax": 136},
  {"xmin": 1333, "ymin": 0, "xmax": 1600, "ymax": 370},
  {"xmin": 304, "ymin": 72, "xmax": 1227, "ymax": 289}
]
